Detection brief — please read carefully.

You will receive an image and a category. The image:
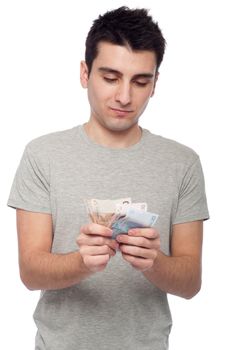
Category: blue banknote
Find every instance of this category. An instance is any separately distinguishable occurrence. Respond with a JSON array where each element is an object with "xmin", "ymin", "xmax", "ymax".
[{"xmin": 111, "ymin": 207, "xmax": 159, "ymax": 239}]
